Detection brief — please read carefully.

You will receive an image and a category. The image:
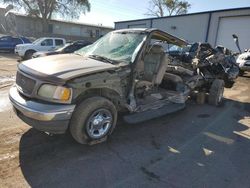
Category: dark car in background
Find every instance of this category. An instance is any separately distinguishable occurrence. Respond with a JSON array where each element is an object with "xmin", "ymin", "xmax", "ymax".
[
  {"xmin": 32, "ymin": 40, "xmax": 92, "ymax": 58},
  {"xmin": 0, "ymin": 35, "xmax": 31, "ymax": 52}
]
